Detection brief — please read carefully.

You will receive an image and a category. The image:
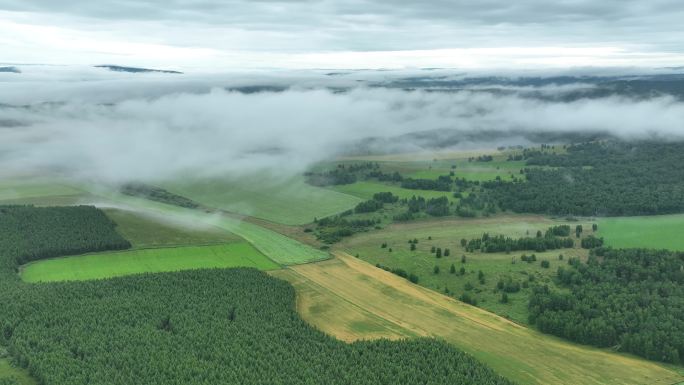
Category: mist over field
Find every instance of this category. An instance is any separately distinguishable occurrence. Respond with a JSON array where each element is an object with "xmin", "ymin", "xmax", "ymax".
[{"xmin": 2, "ymin": 66, "xmax": 684, "ymax": 183}]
